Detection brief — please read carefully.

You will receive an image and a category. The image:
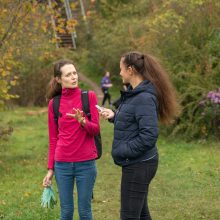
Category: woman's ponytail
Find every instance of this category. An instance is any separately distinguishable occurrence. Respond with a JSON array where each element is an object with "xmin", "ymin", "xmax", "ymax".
[
  {"xmin": 45, "ymin": 77, "xmax": 62, "ymax": 102},
  {"xmin": 122, "ymin": 51, "xmax": 180, "ymax": 124}
]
